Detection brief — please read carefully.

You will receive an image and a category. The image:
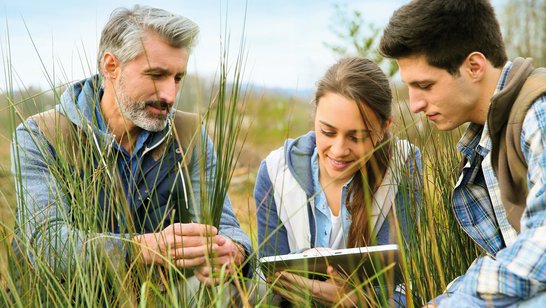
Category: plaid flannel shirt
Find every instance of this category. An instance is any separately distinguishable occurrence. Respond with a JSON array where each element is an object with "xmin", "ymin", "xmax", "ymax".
[{"xmin": 451, "ymin": 61, "xmax": 546, "ymax": 301}]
